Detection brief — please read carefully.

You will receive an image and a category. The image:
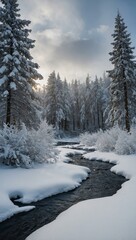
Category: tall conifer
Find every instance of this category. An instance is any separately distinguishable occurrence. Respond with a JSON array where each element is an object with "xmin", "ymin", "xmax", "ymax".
[
  {"xmin": 0, "ymin": 0, "xmax": 42, "ymax": 127},
  {"xmin": 108, "ymin": 12, "xmax": 136, "ymax": 131}
]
